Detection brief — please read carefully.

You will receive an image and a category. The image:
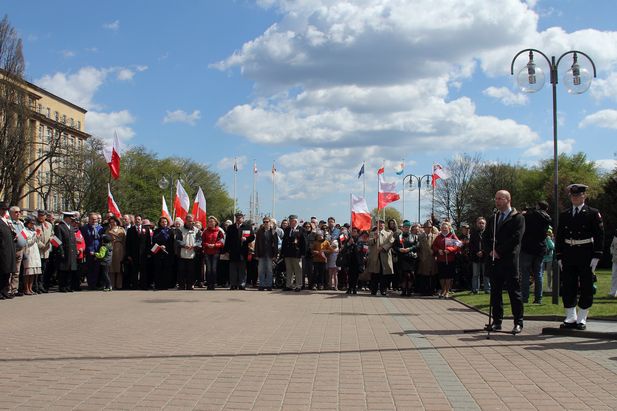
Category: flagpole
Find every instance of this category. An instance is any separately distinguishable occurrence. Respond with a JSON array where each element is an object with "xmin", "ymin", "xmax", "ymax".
[
  {"xmin": 349, "ymin": 193, "xmax": 352, "ymax": 227},
  {"xmin": 233, "ymin": 158, "xmax": 237, "ymax": 215},
  {"xmin": 363, "ymin": 161, "xmax": 366, "ymax": 198},
  {"xmin": 172, "ymin": 180, "xmax": 176, "ymax": 221},
  {"xmin": 252, "ymin": 160, "xmax": 257, "ymax": 222},
  {"xmin": 272, "ymin": 162, "xmax": 276, "ymax": 220}
]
